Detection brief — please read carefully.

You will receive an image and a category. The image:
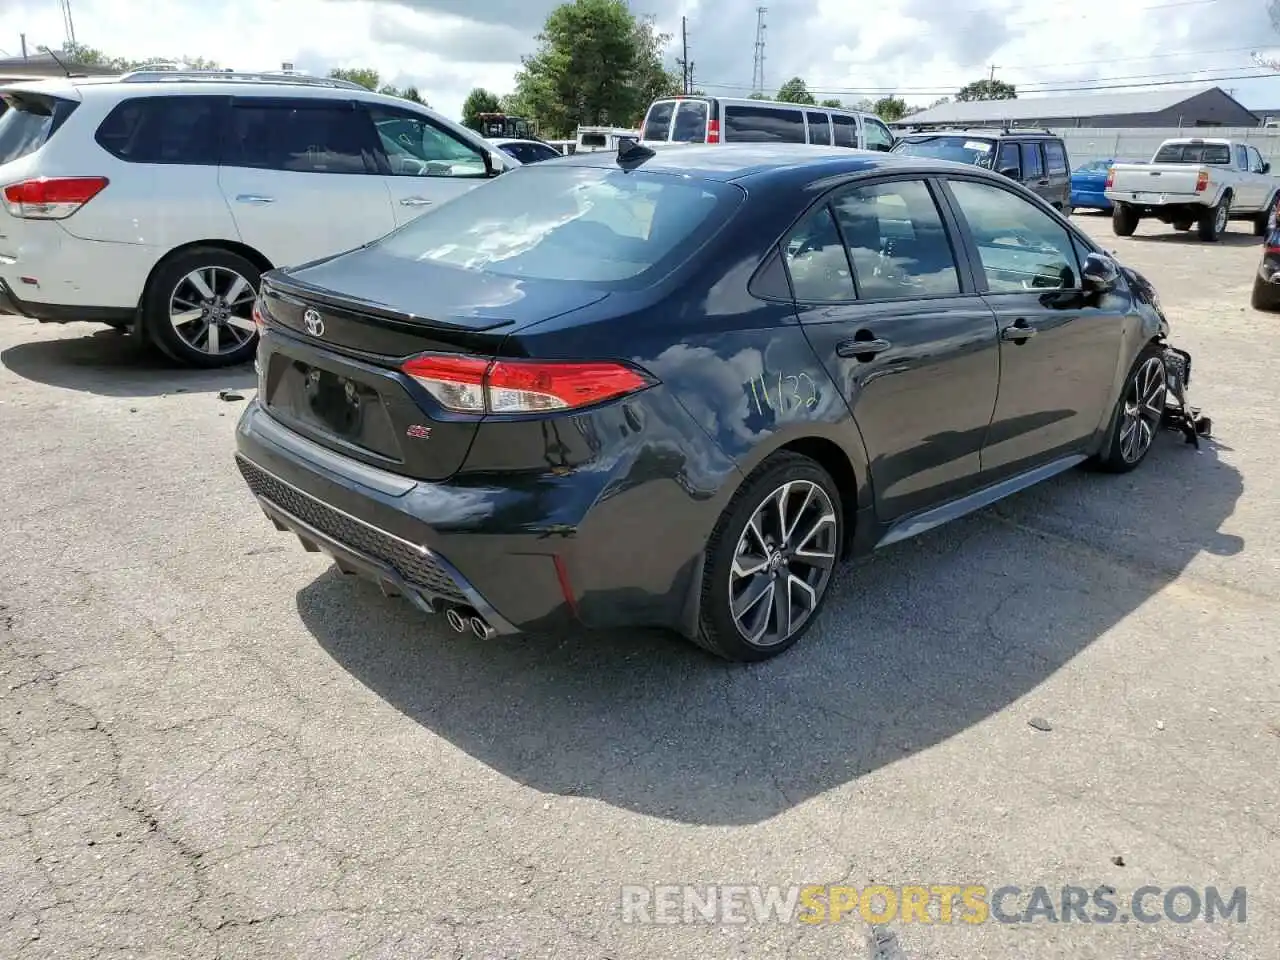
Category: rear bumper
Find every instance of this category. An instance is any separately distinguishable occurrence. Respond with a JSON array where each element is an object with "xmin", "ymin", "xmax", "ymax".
[
  {"xmin": 1070, "ymin": 188, "xmax": 1111, "ymax": 209},
  {"xmin": 0, "ymin": 276, "xmax": 135, "ymax": 324},
  {"xmin": 234, "ymin": 398, "xmax": 724, "ymax": 637},
  {"xmin": 0, "ymin": 220, "xmax": 154, "ymax": 317}
]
